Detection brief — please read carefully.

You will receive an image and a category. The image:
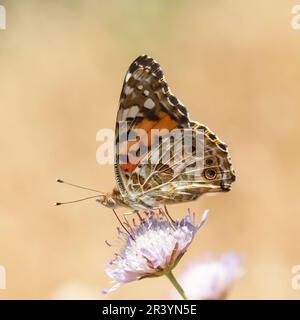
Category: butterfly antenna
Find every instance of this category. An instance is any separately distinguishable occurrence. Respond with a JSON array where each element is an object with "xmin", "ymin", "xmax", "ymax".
[
  {"xmin": 54, "ymin": 194, "xmax": 103, "ymax": 206},
  {"xmin": 56, "ymin": 178, "xmax": 104, "ymax": 194}
]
